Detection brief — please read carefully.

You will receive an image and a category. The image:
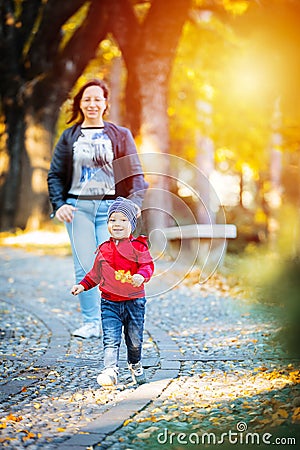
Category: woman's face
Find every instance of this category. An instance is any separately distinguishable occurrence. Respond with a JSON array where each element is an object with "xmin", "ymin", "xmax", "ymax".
[{"xmin": 80, "ymin": 85, "xmax": 107, "ymax": 124}]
